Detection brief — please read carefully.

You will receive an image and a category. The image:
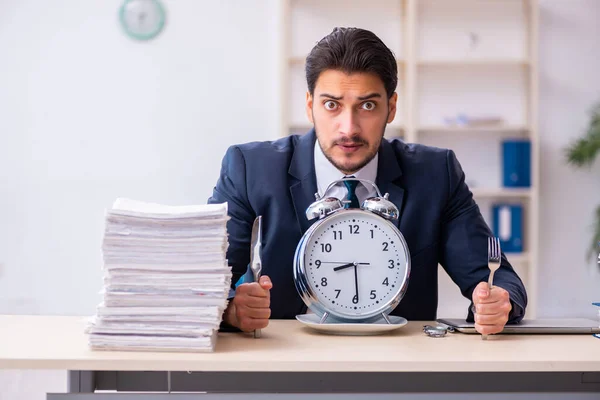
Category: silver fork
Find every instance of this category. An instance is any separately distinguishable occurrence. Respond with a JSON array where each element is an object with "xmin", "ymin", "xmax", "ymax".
[{"xmin": 482, "ymin": 236, "xmax": 501, "ymax": 340}]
